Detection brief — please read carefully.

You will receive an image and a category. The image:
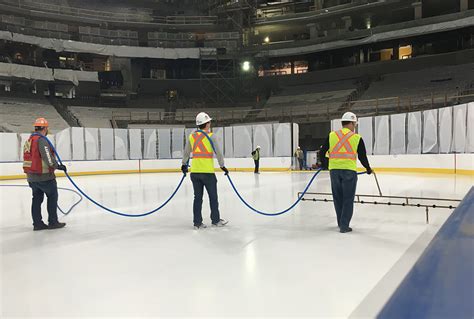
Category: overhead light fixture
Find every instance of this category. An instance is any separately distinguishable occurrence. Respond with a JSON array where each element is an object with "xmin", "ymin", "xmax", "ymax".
[
  {"xmin": 264, "ymin": 36, "xmax": 270, "ymax": 43},
  {"xmin": 242, "ymin": 61, "xmax": 251, "ymax": 72}
]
